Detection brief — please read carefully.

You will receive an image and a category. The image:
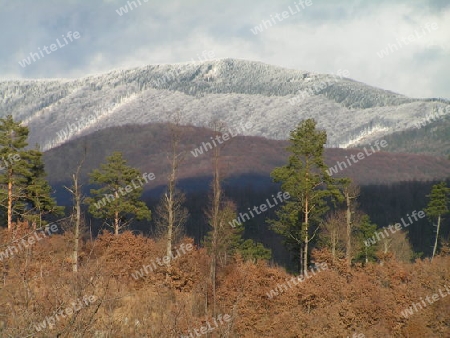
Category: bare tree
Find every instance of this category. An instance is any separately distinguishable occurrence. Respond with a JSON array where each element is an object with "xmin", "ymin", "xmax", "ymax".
[
  {"xmin": 380, "ymin": 230, "xmax": 413, "ymax": 263},
  {"xmin": 205, "ymin": 120, "xmax": 228, "ymax": 317},
  {"xmin": 153, "ymin": 191, "xmax": 188, "ymax": 247},
  {"xmin": 322, "ymin": 211, "xmax": 346, "ymax": 263},
  {"xmin": 343, "ymin": 181, "xmax": 360, "ymax": 266},
  {"xmin": 64, "ymin": 148, "xmax": 86, "ymax": 273},
  {"xmin": 165, "ymin": 116, "xmax": 186, "ymax": 260},
  {"xmin": 154, "ymin": 113, "xmax": 188, "ymax": 270}
]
